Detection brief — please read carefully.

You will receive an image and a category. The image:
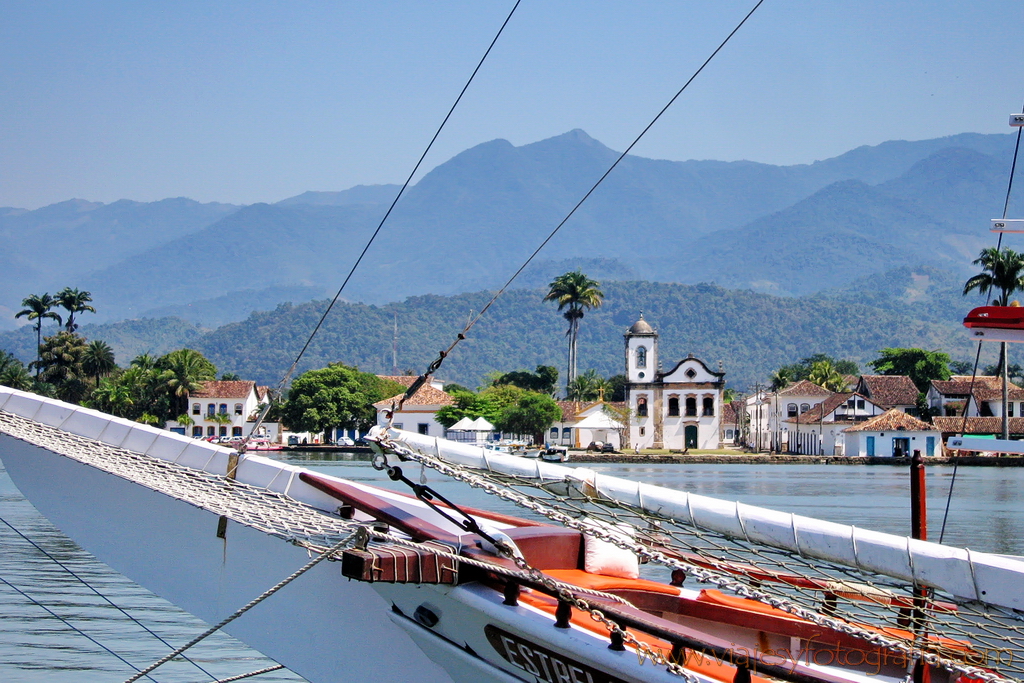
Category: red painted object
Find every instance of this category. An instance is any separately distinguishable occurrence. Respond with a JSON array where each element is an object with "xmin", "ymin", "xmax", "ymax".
[{"xmin": 963, "ymin": 306, "xmax": 1024, "ymax": 330}]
